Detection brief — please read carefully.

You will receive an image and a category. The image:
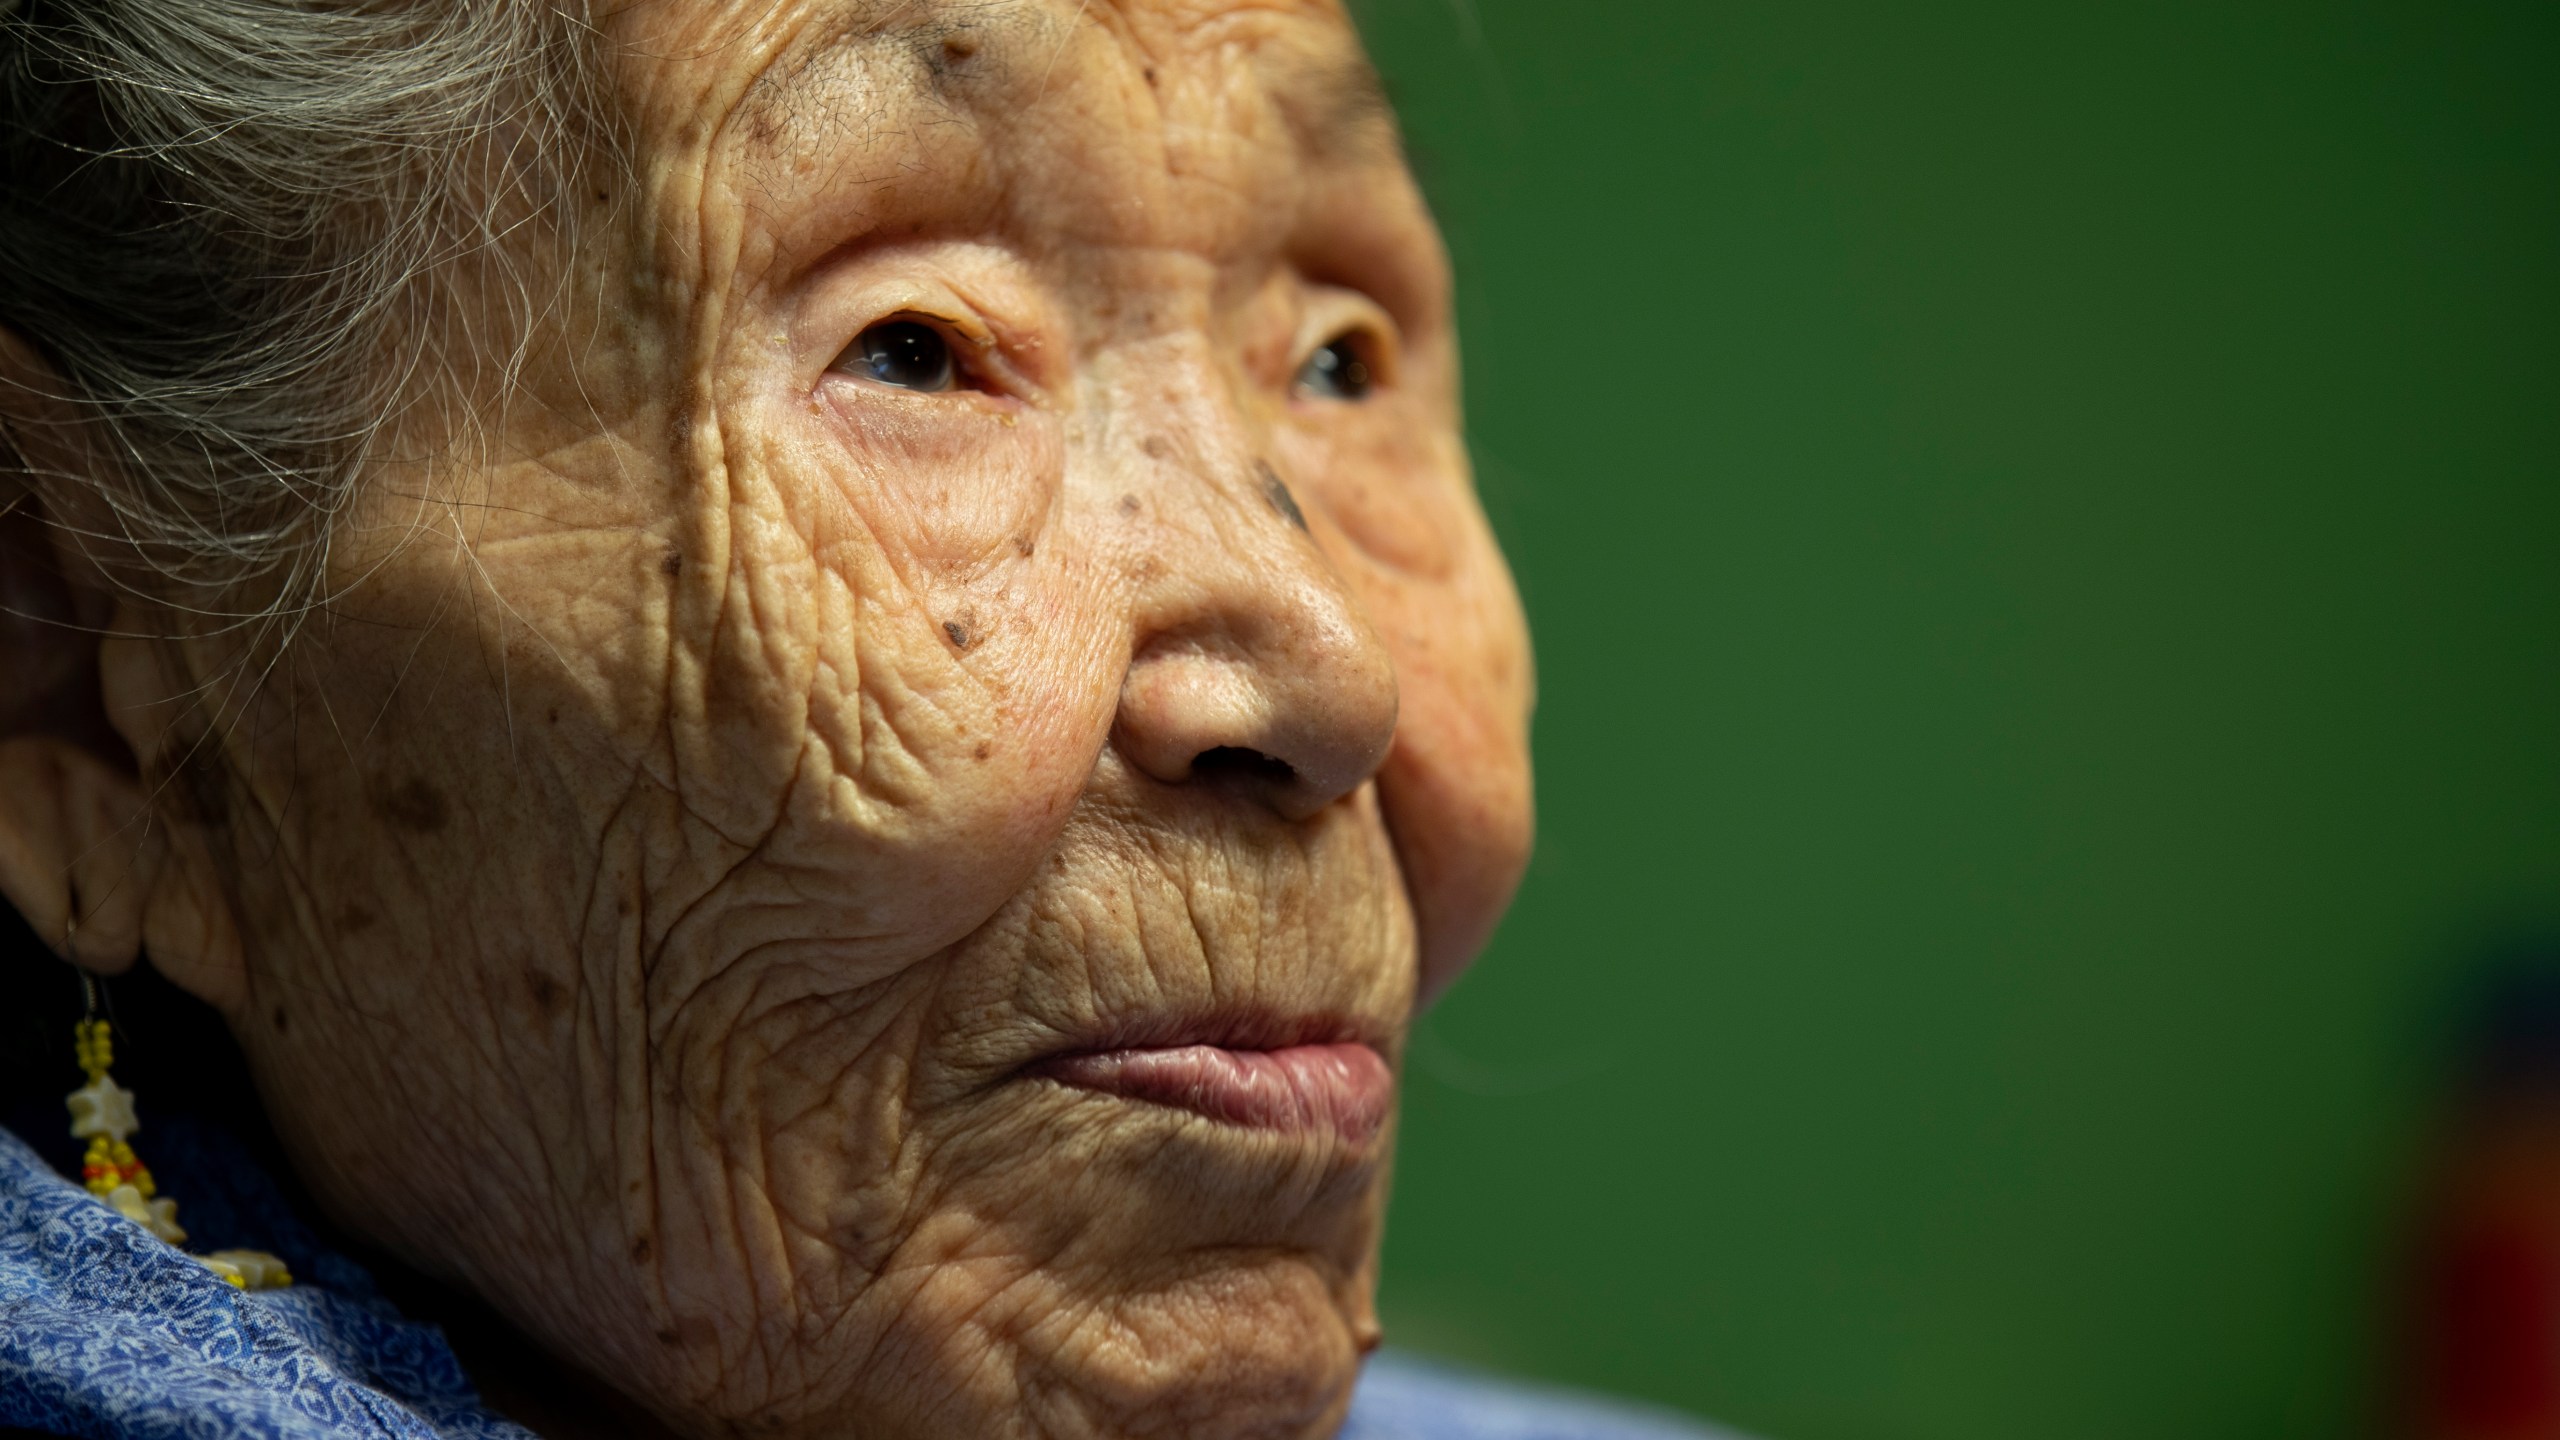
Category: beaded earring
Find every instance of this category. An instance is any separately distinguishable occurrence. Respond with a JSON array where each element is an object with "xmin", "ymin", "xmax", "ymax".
[{"xmin": 67, "ymin": 972, "xmax": 292, "ymax": 1290}]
